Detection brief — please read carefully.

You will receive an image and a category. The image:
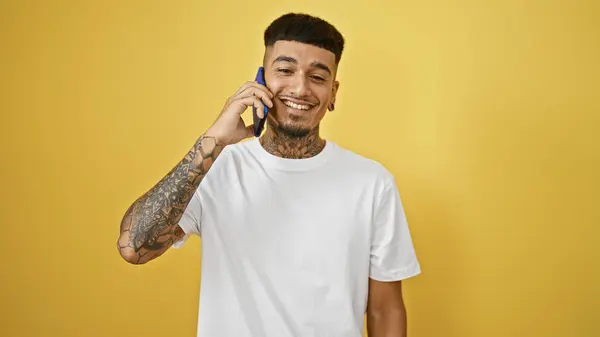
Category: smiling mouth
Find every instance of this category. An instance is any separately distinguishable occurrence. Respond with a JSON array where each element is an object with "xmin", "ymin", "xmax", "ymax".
[{"xmin": 281, "ymin": 99, "xmax": 315, "ymax": 111}]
